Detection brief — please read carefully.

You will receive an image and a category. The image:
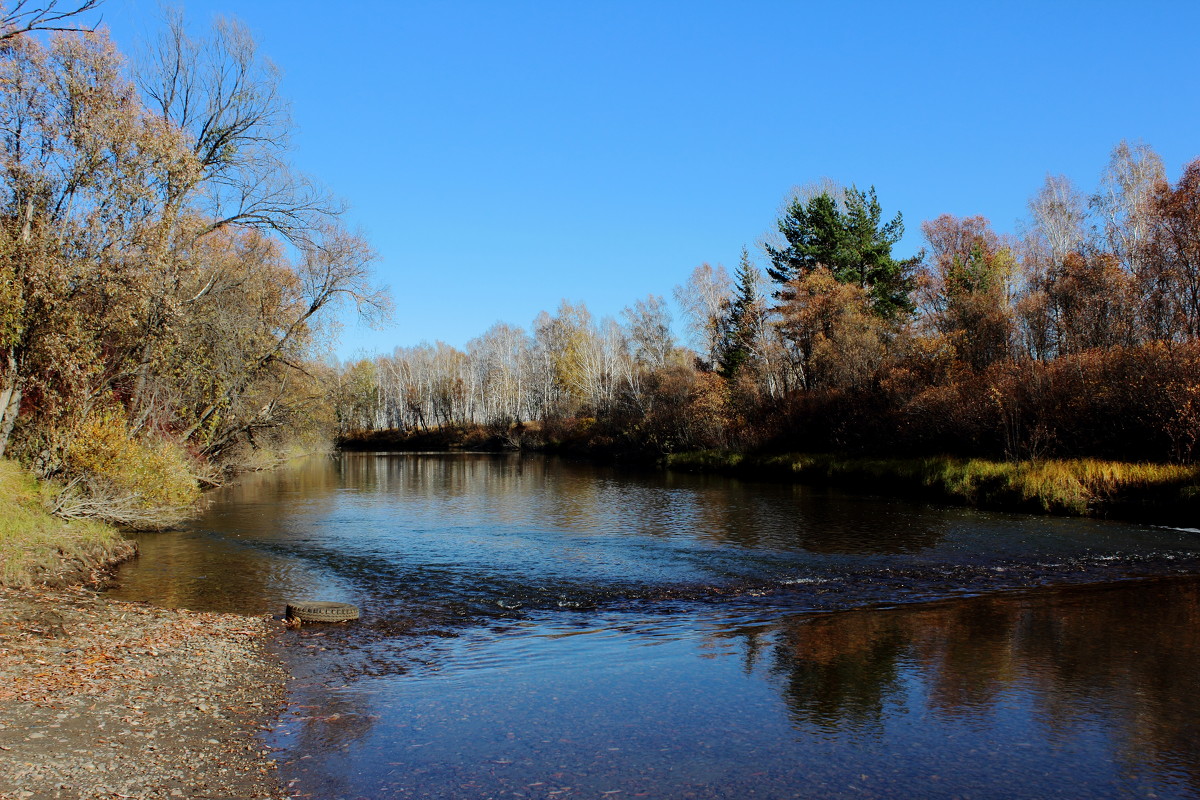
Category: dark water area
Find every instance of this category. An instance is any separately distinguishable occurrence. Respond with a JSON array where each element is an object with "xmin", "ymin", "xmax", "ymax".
[{"xmin": 109, "ymin": 453, "xmax": 1200, "ymax": 799}]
